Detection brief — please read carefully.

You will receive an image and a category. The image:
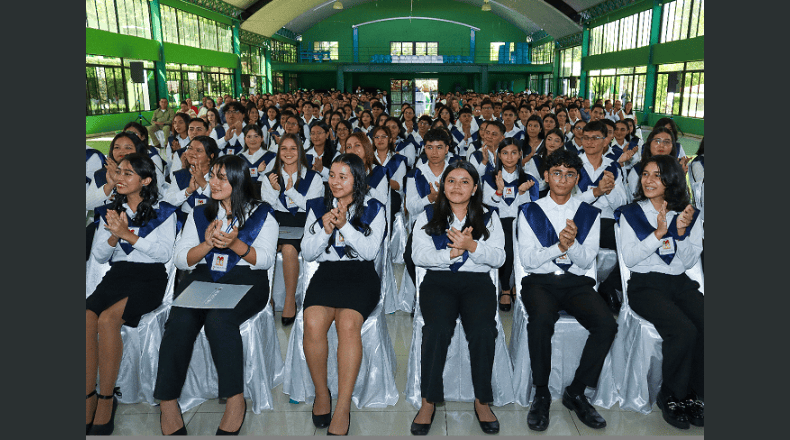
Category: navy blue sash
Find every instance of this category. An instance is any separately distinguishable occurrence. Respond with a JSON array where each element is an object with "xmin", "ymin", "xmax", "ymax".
[
  {"xmin": 173, "ymin": 168, "xmax": 211, "ymax": 212},
  {"xmin": 93, "ymin": 168, "xmax": 108, "ymax": 188},
  {"xmin": 675, "ymin": 142, "xmax": 683, "ymax": 158},
  {"xmin": 413, "ymin": 167, "xmax": 434, "ymax": 200},
  {"xmin": 604, "ymin": 144, "xmax": 624, "ymax": 162},
  {"xmin": 696, "ymin": 155, "xmax": 704, "ymax": 168},
  {"xmin": 424, "ymin": 205, "xmax": 495, "ymax": 272},
  {"xmin": 614, "ymin": 203, "xmax": 700, "ymax": 265},
  {"xmin": 471, "ymin": 150, "xmax": 496, "ymax": 177},
  {"xmin": 214, "ymin": 125, "xmax": 226, "ymax": 139},
  {"xmin": 193, "ymin": 203, "xmax": 273, "ymax": 281},
  {"xmin": 577, "ymin": 160, "xmax": 621, "ymax": 193},
  {"xmin": 95, "ymin": 202, "xmax": 178, "ymax": 256},
  {"xmin": 86, "ymin": 148, "xmax": 106, "ymax": 165},
  {"xmin": 482, "ymin": 171, "xmax": 539, "ymax": 206},
  {"xmin": 311, "ymin": 198, "xmax": 384, "ymax": 259},
  {"xmin": 366, "ymin": 164, "xmax": 388, "ymax": 190},
  {"xmin": 262, "ymin": 119, "xmax": 280, "ymax": 132},
  {"xmin": 86, "ymin": 176, "xmax": 91, "ymax": 185},
  {"xmin": 520, "ymin": 202, "xmax": 600, "ymax": 272},
  {"xmin": 272, "ymin": 169, "xmax": 320, "ymax": 215},
  {"xmin": 223, "ymin": 139, "xmax": 242, "ymax": 156},
  {"xmin": 240, "ymin": 151, "xmax": 276, "ymax": 178},
  {"xmin": 381, "ymin": 153, "xmax": 407, "ymax": 180}
]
